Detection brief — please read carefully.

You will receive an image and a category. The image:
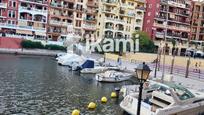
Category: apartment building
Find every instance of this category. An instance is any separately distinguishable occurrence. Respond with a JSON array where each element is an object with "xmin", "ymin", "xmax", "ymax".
[
  {"xmin": 0, "ymin": 0, "xmax": 98, "ymax": 41},
  {"xmin": 47, "ymin": 0, "xmax": 98, "ymax": 41},
  {"xmin": 0, "ymin": 0, "xmax": 48, "ymax": 39},
  {"xmin": 143, "ymin": 0, "xmax": 192, "ymax": 55},
  {"xmin": 96, "ymin": 0, "xmax": 146, "ymax": 40},
  {"xmin": 191, "ymin": 0, "xmax": 204, "ymax": 50}
]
